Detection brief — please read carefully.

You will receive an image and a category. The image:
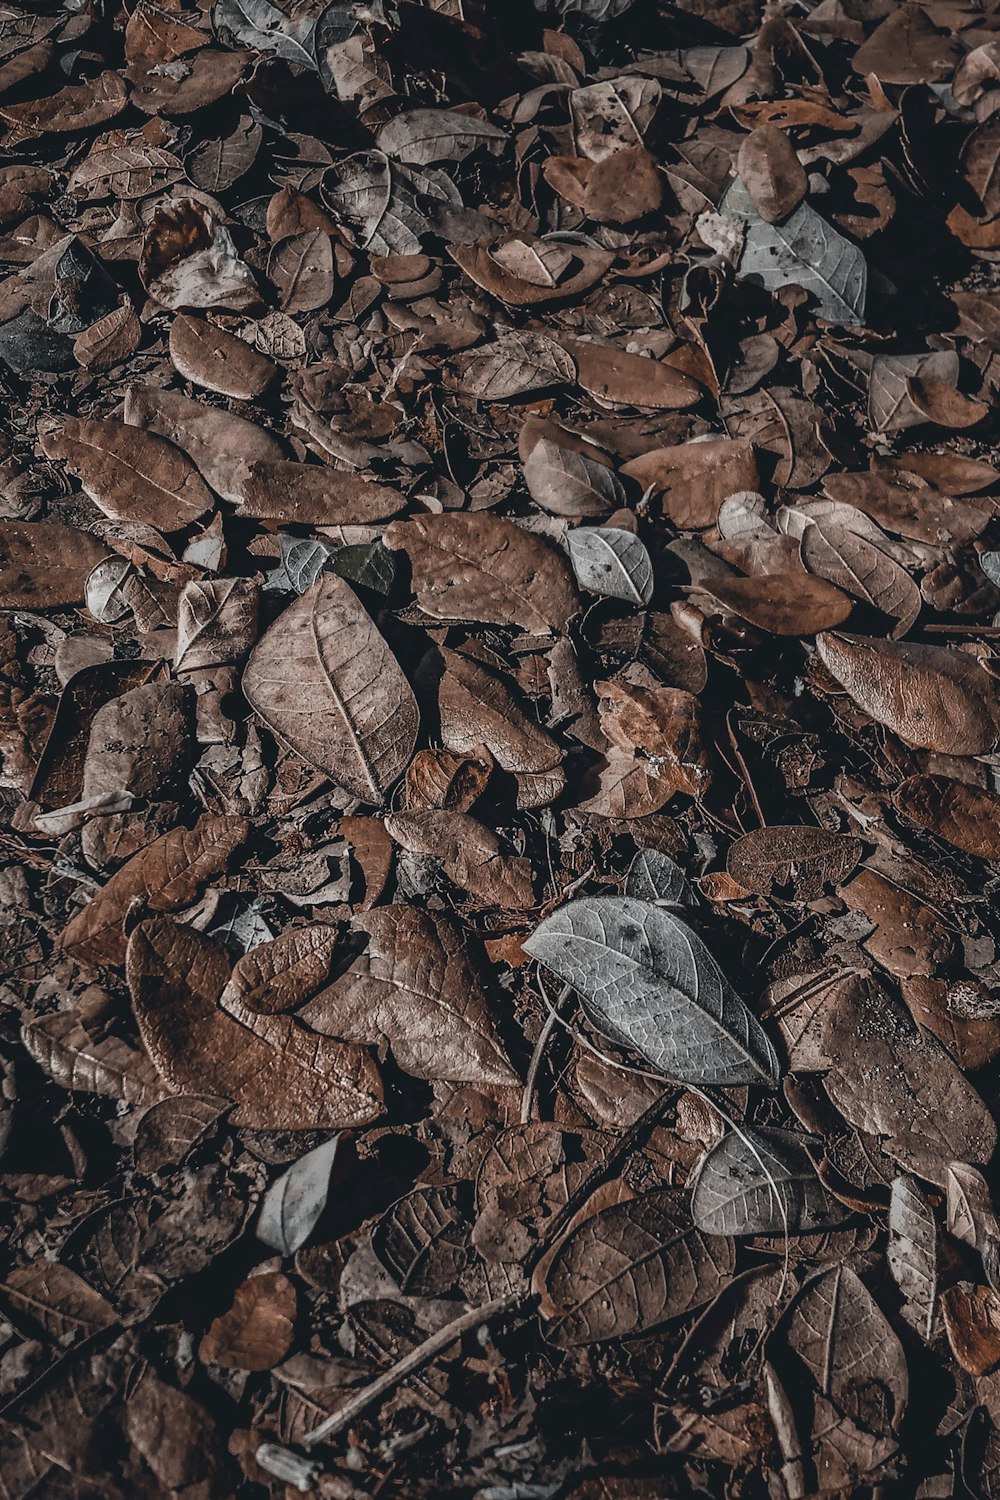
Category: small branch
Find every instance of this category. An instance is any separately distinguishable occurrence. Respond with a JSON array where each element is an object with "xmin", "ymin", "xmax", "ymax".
[
  {"xmin": 520, "ymin": 981, "xmax": 571, "ymax": 1124},
  {"xmin": 301, "ymin": 1292, "xmax": 525, "ymax": 1449}
]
